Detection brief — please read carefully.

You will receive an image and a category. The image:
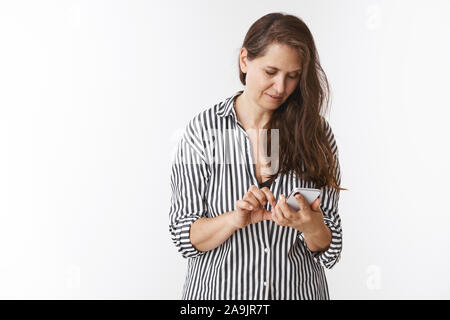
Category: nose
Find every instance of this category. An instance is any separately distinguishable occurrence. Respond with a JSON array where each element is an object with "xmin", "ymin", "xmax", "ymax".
[{"xmin": 272, "ymin": 76, "xmax": 286, "ymax": 95}]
